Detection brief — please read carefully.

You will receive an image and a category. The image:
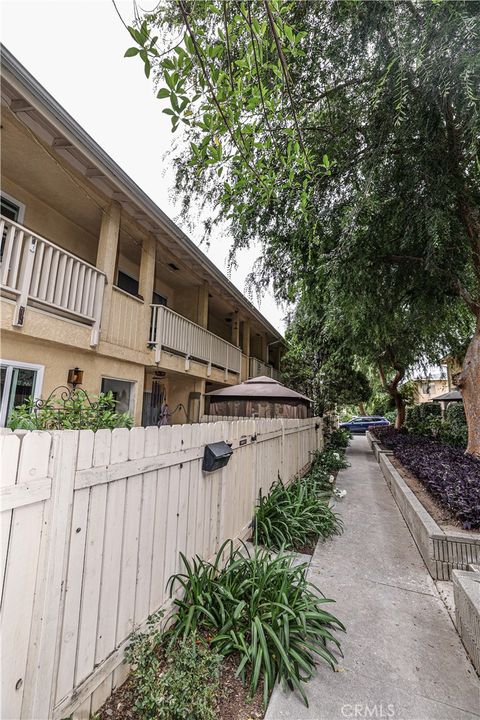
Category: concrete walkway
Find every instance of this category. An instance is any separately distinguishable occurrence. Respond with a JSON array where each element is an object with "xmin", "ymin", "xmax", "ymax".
[{"xmin": 266, "ymin": 436, "xmax": 479, "ymax": 720}]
